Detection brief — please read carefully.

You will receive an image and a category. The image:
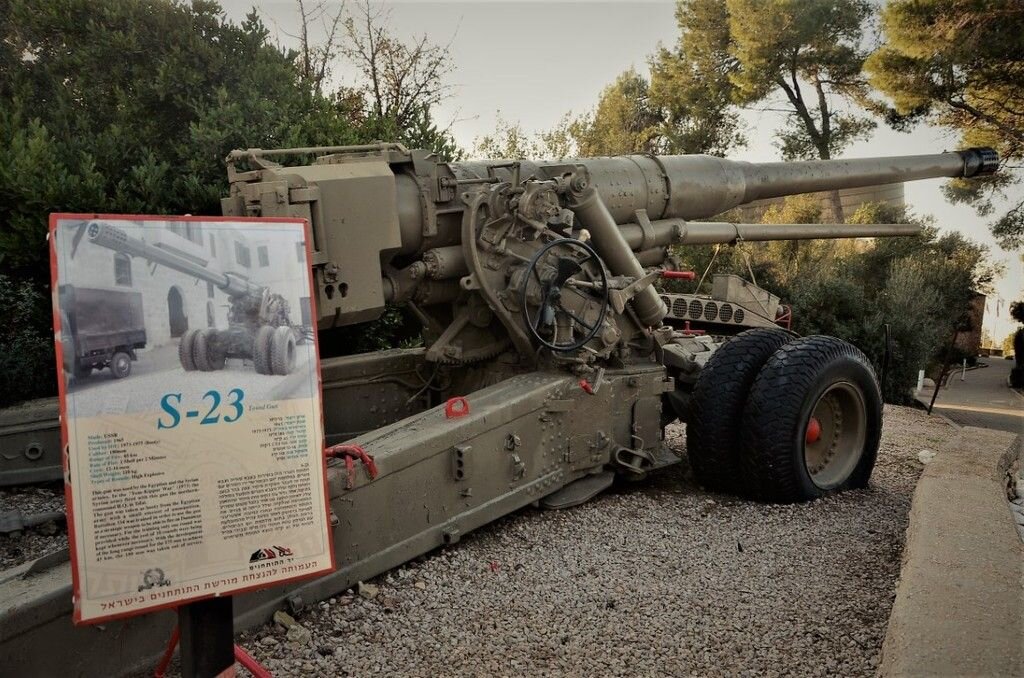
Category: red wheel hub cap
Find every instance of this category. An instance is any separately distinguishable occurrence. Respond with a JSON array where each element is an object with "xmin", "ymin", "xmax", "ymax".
[{"xmin": 805, "ymin": 417, "xmax": 822, "ymax": 444}]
